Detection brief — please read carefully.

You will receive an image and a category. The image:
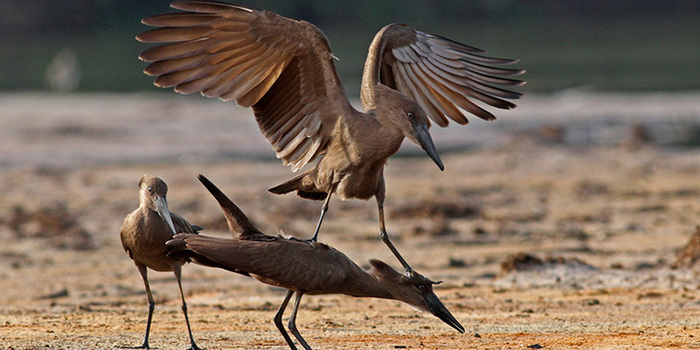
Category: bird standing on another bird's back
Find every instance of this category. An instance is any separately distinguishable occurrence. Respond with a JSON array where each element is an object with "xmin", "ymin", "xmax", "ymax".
[
  {"xmin": 167, "ymin": 174, "xmax": 465, "ymax": 350},
  {"xmin": 137, "ymin": 1, "xmax": 524, "ymax": 273},
  {"xmin": 120, "ymin": 174, "xmax": 203, "ymax": 350}
]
